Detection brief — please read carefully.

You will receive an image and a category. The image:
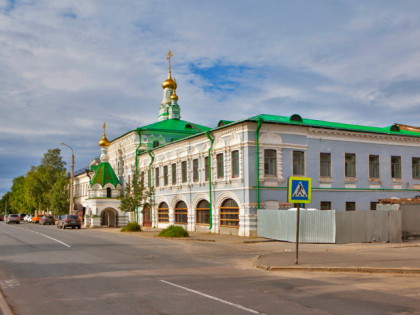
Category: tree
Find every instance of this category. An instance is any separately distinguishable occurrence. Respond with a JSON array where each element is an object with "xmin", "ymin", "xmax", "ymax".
[
  {"xmin": 24, "ymin": 148, "xmax": 67, "ymax": 211},
  {"xmin": 0, "ymin": 192, "xmax": 15, "ymax": 215},
  {"xmin": 10, "ymin": 176, "xmax": 33, "ymax": 214},
  {"xmin": 119, "ymin": 173, "xmax": 151, "ymax": 218},
  {"xmin": 49, "ymin": 172, "xmax": 69, "ymax": 215}
]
